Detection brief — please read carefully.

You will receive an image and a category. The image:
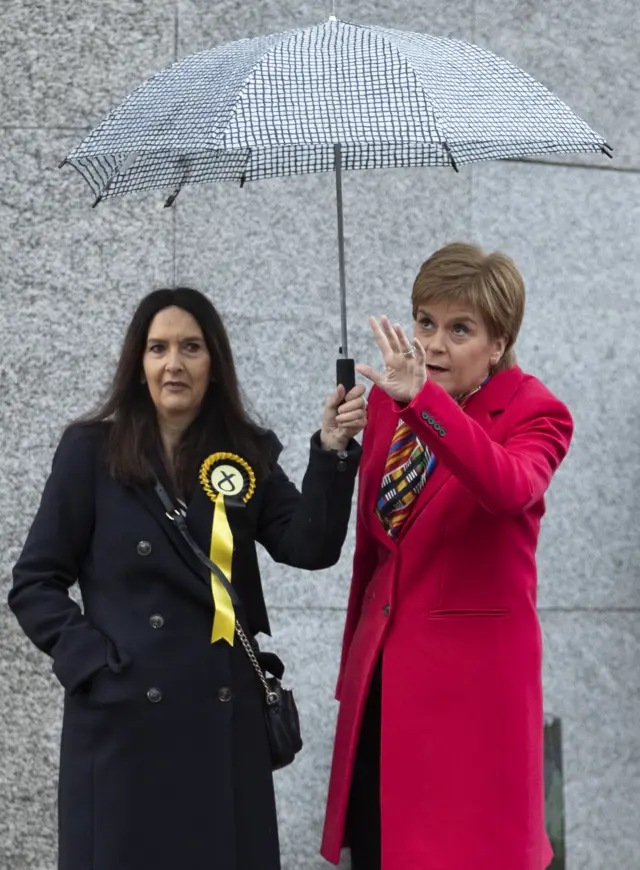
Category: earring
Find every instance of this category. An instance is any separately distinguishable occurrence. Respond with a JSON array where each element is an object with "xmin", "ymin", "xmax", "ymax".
[{"xmin": 140, "ymin": 374, "xmax": 146, "ymax": 384}]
